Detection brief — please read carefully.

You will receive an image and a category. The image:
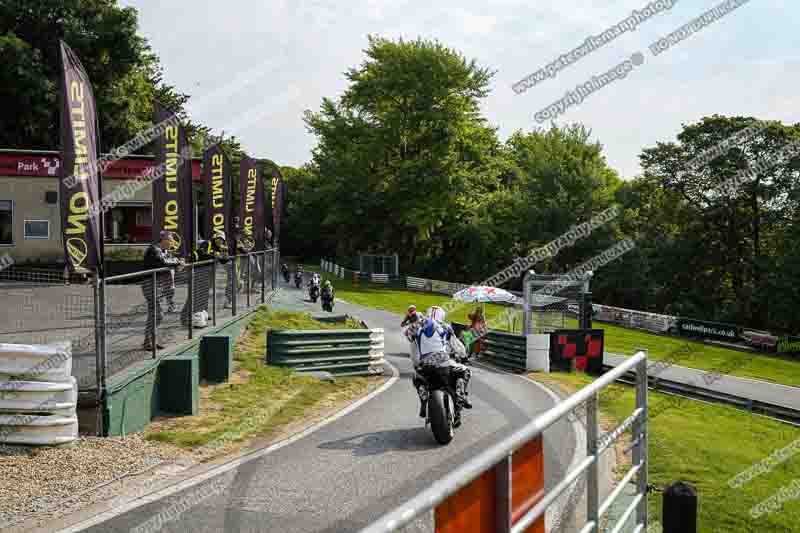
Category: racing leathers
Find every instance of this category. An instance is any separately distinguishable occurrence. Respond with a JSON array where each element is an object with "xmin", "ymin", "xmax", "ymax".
[{"xmin": 411, "ymin": 318, "xmax": 472, "ymax": 426}]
